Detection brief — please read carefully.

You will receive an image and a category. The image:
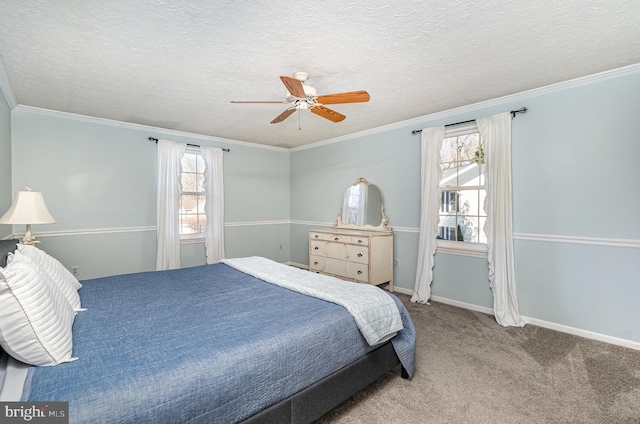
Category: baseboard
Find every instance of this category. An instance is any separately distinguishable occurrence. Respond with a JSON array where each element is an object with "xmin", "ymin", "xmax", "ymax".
[
  {"xmin": 429, "ymin": 295, "xmax": 640, "ymax": 351},
  {"xmin": 391, "ymin": 286, "xmax": 413, "ymax": 296},
  {"xmin": 522, "ymin": 316, "xmax": 640, "ymax": 351},
  {"xmin": 285, "ymin": 261, "xmax": 308, "ymax": 269},
  {"xmin": 430, "ymin": 295, "xmax": 494, "ymax": 315},
  {"xmin": 284, "ymin": 265, "xmax": 640, "ymax": 351}
]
